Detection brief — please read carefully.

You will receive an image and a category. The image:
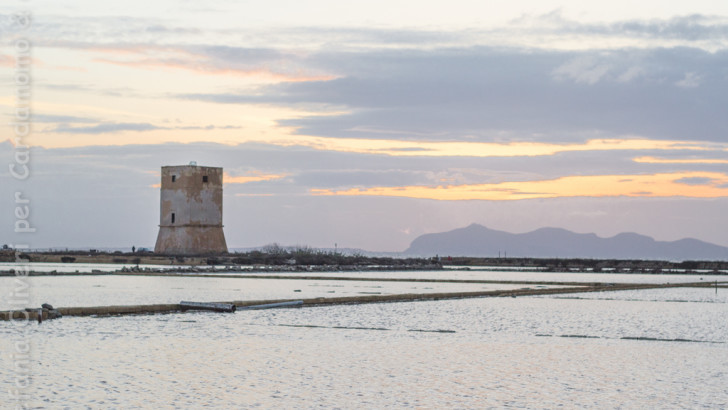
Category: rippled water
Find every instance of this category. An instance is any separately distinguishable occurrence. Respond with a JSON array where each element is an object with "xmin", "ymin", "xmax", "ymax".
[
  {"xmin": 547, "ymin": 286, "xmax": 728, "ymax": 304},
  {"xmin": 1, "ymin": 271, "xmax": 726, "ymax": 408}
]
